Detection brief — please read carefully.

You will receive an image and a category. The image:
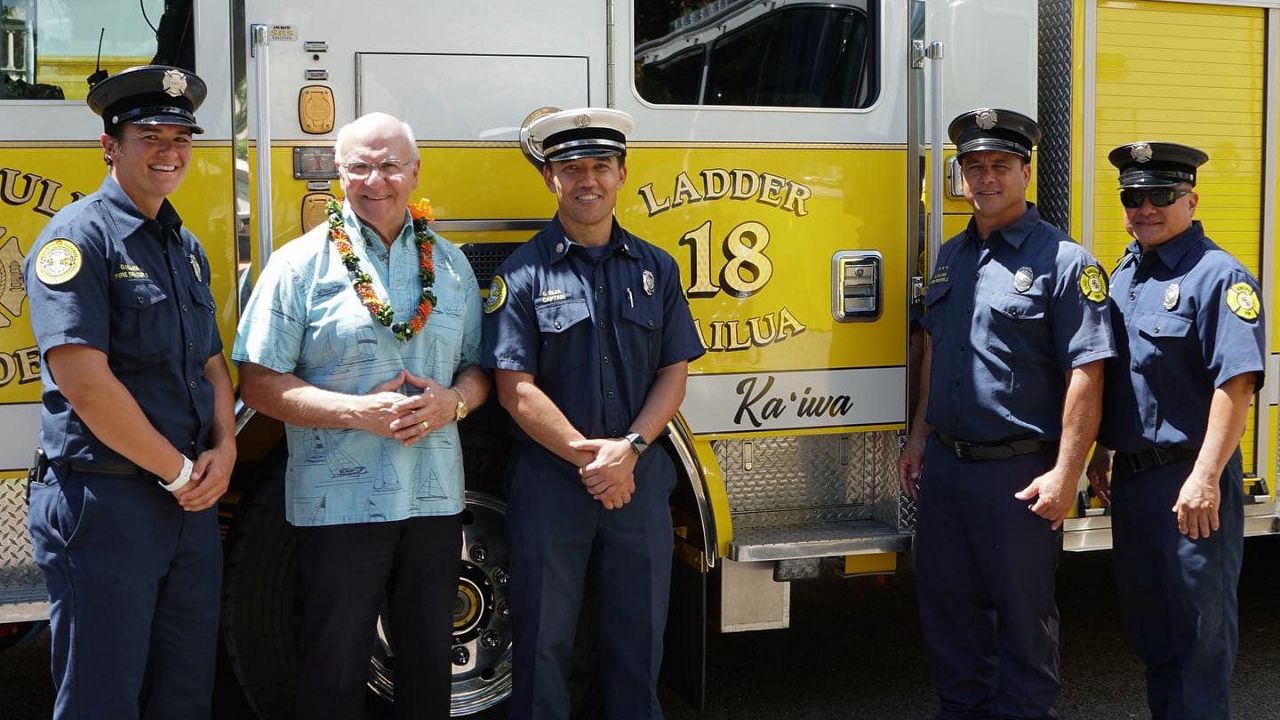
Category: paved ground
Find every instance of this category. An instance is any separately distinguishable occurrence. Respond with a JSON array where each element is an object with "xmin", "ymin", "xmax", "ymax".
[{"xmin": 3, "ymin": 536, "xmax": 1278, "ymax": 719}]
